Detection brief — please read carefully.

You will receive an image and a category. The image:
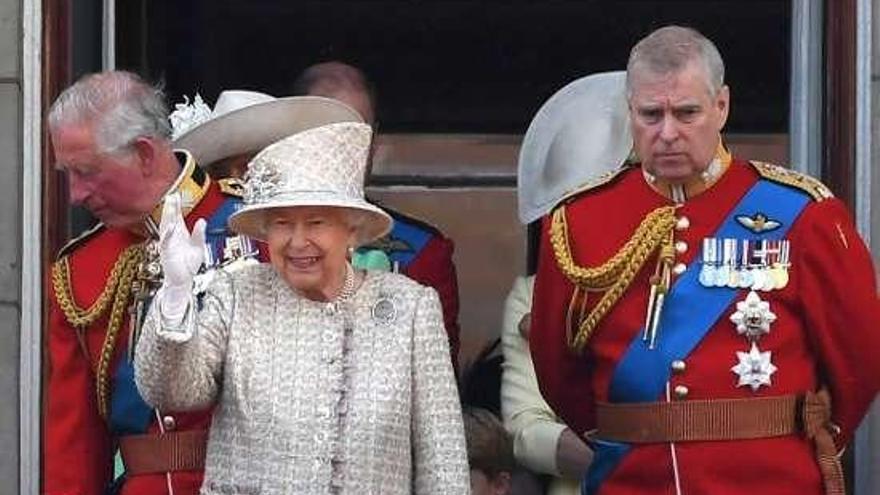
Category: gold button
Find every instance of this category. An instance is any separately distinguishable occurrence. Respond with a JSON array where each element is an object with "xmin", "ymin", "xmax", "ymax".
[
  {"xmin": 673, "ymin": 385, "xmax": 689, "ymax": 399},
  {"xmin": 671, "ymin": 360, "xmax": 687, "ymax": 373},
  {"xmin": 675, "ymin": 216, "xmax": 691, "ymax": 231},
  {"xmin": 674, "ymin": 241, "xmax": 688, "ymax": 254},
  {"xmin": 672, "ymin": 263, "xmax": 687, "ymax": 275},
  {"xmin": 162, "ymin": 415, "xmax": 176, "ymax": 431}
]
